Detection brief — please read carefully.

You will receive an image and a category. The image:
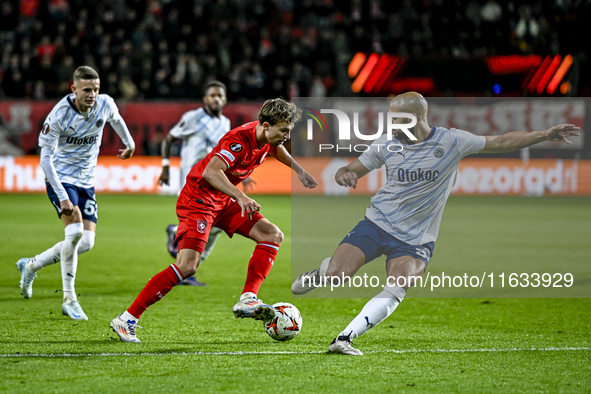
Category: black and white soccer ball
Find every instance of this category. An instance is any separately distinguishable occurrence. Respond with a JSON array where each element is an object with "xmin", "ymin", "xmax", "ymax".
[{"xmin": 264, "ymin": 302, "xmax": 302, "ymax": 341}]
